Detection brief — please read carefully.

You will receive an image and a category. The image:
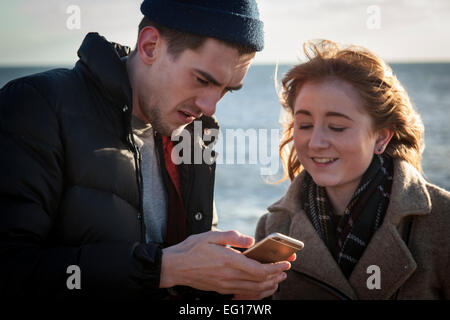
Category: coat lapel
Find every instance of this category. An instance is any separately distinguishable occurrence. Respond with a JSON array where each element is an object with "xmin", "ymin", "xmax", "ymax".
[
  {"xmin": 268, "ymin": 160, "xmax": 431, "ymax": 300},
  {"xmin": 288, "ymin": 208, "xmax": 358, "ymax": 299},
  {"xmin": 348, "ymin": 160, "xmax": 431, "ymax": 299},
  {"xmin": 268, "ymin": 172, "xmax": 357, "ymax": 299},
  {"xmin": 348, "ymin": 222, "xmax": 417, "ymax": 299}
]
